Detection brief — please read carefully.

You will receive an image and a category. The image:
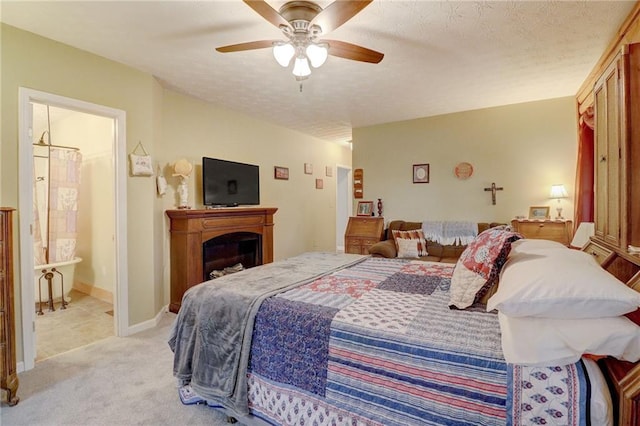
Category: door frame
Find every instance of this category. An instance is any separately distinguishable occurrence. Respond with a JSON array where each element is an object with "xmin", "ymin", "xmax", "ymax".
[
  {"xmin": 18, "ymin": 87, "xmax": 128, "ymax": 371},
  {"xmin": 335, "ymin": 164, "xmax": 352, "ymax": 252}
]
